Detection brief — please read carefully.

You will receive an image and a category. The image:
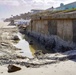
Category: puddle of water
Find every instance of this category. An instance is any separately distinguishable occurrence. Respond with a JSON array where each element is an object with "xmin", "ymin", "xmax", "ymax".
[
  {"xmin": 29, "ymin": 45, "xmax": 36, "ymax": 56},
  {"xmin": 13, "ymin": 32, "xmax": 35, "ymax": 58}
]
